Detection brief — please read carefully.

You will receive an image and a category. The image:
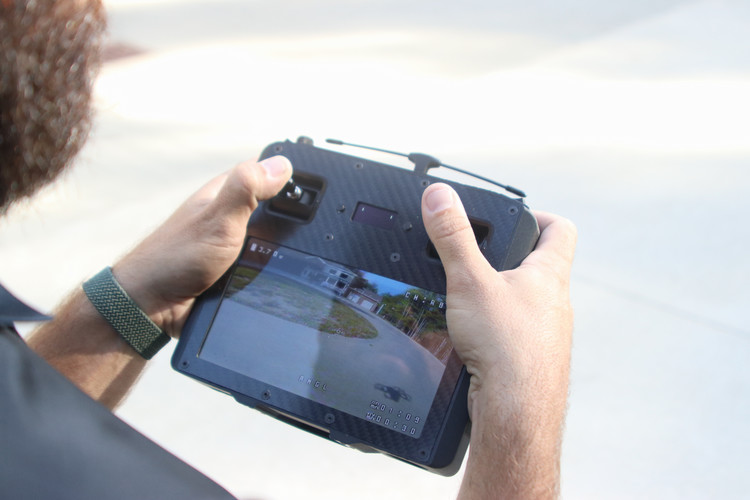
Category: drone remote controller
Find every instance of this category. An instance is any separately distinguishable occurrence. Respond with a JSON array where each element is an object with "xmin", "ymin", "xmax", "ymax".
[{"xmin": 172, "ymin": 136, "xmax": 539, "ymax": 475}]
